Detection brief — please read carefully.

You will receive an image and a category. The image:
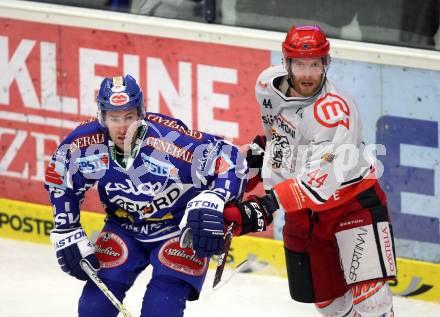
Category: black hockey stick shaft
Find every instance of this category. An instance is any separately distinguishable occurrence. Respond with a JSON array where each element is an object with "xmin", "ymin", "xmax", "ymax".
[{"xmin": 213, "ymin": 222, "xmax": 236, "ymax": 288}]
